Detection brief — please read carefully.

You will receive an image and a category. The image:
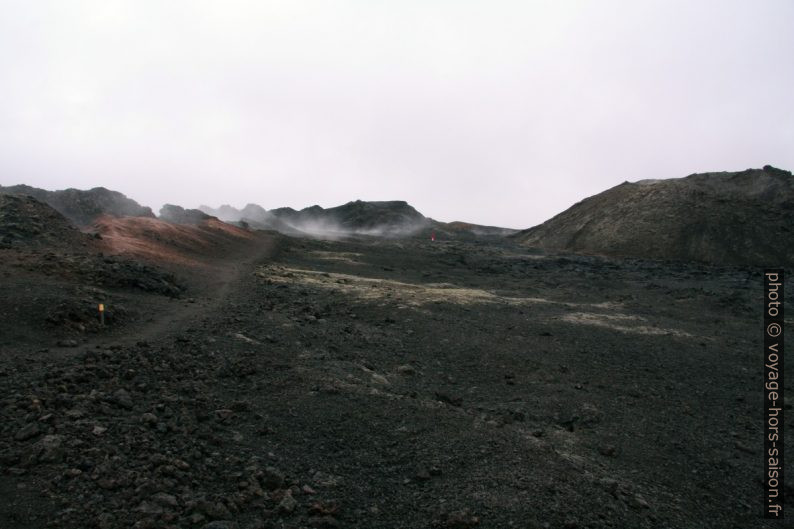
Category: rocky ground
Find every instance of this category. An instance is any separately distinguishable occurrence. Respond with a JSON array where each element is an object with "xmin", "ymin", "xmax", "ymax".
[{"xmin": 0, "ymin": 233, "xmax": 791, "ymax": 528}]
